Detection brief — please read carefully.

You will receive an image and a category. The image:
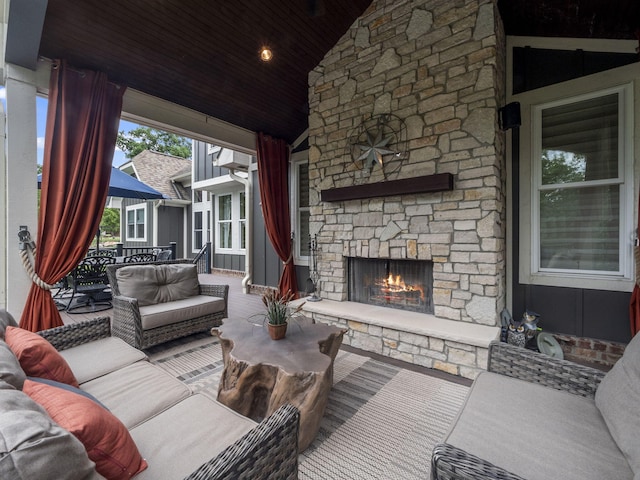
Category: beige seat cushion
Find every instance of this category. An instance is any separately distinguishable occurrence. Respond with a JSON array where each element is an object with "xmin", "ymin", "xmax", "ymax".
[
  {"xmin": 445, "ymin": 372, "xmax": 633, "ymax": 480},
  {"xmin": 139, "ymin": 295, "xmax": 225, "ymax": 330},
  {"xmin": 80, "ymin": 362, "xmax": 190, "ymax": 429},
  {"xmin": 60, "ymin": 337, "xmax": 147, "ymax": 384},
  {"xmin": 131, "ymin": 394, "xmax": 256, "ymax": 480},
  {"xmin": 116, "ymin": 264, "xmax": 200, "ymax": 306}
]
